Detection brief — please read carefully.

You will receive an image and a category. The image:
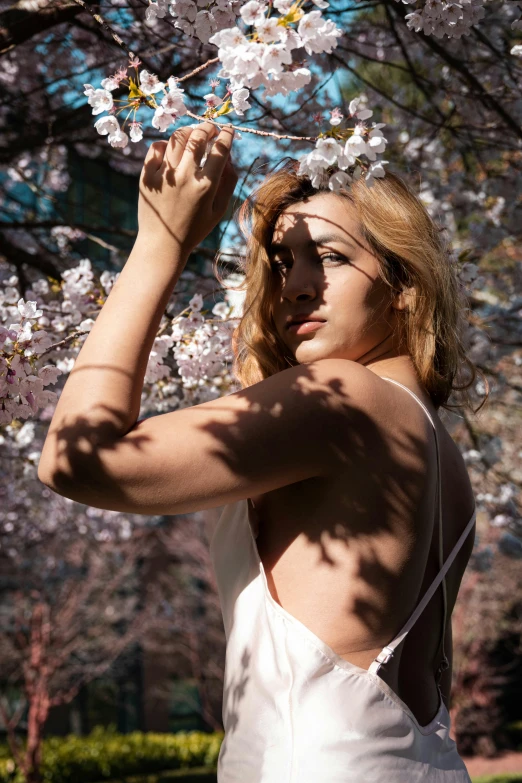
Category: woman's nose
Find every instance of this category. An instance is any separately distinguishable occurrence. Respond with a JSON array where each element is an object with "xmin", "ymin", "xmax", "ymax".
[{"xmin": 281, "ymin": 264, "xmax": 317, "ymax": 302}]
